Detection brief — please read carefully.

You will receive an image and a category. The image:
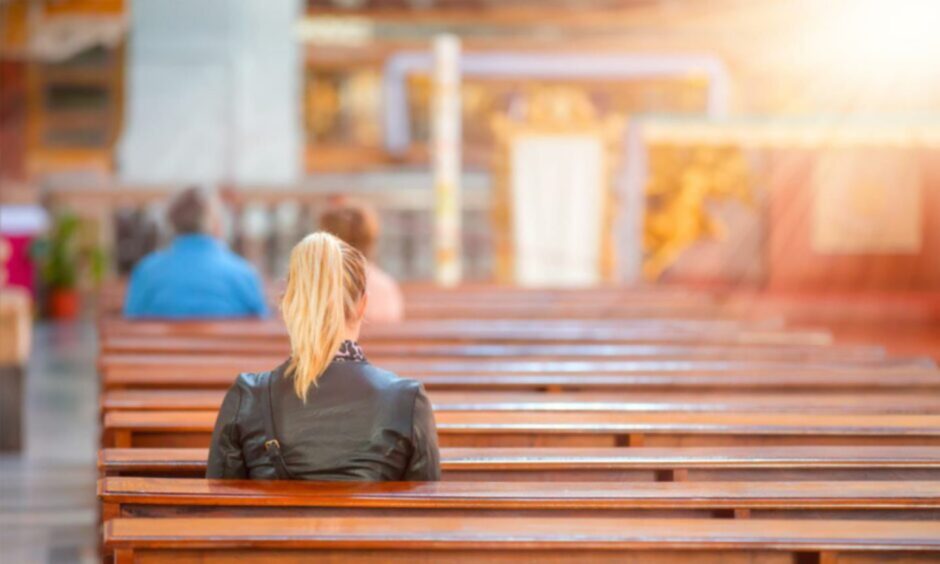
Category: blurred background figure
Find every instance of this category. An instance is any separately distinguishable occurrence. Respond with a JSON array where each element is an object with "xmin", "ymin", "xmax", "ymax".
[
  {"xmin": 124, "ymin": 187, "xmax": 268, "ymax": 319},
  {"xmin": 320, "ymin": 198, "xmax": 404, "ymax": 324}
]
